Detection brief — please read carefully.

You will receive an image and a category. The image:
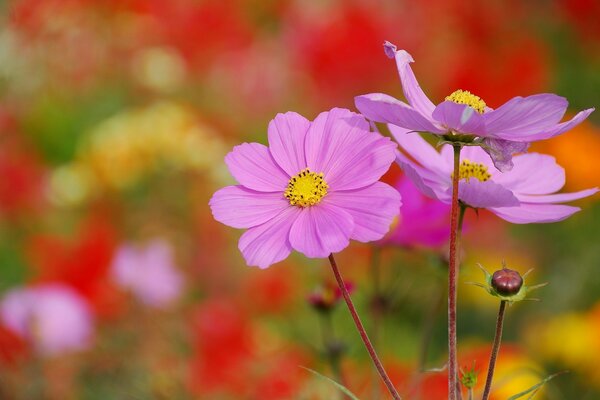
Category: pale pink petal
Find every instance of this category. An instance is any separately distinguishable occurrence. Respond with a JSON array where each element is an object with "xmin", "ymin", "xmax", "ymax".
[
  {"xmin": 267, "ymin": 112, "xmax": 310, "ymax": 176},
  {"xmin": 489, "ymin": 203, "xmax": 581, "ymax": 224},
  {"xmin": 457, "ymin": 180, "xmax": 520, "ymax": 208},
  {"xmin": 289, "ymin": 204, "xmax": 353, "ymax": 258},
  {"xmin": 305, "ymin": 108, "xmax": 397, "ymax": 190},
  {"xmin": 493, "ymin": 153, "xmax": 565, "ymax": 195},
  {"xmin": 383, "ymin": 42, "xmax": 436, "ymax": 118},
  {"xmin": 390, "ymin": 126, "xmax": 450, "ymax": 177},
  {"xmin": 517, "ymin": 188, "xmax": 598, "ymax": 204},
  {"xmin": 432, "ymin": 101, "xmax": 486, "ymax": 136},
  {"xmin": 238, "ymin": 206, "xmax": 302, "ymax": 269},
  {"xmin": 210, "ymin": 185, "xmax": 289, "ymax": 229},
  {"xmin": 355, "ymin": 93, "xmax": 445, "ymax": 134},
  {"xmin": 521, "ymin": 108, "xmax": 595, "ymax": 141},
  {"xmin": 225, "ymin": 143, "xmax": 289, "ymax": 192},
  {"xmin": 481, "ymin": 138, "xmax": 529, "ymax": 172},
  {"xmin": 483, "ymin": 94, "xmax": 568, "ymax": 138},
  {"xmin": 323, "ymin": 182, "xmax": 401, "ymax": 242}
]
